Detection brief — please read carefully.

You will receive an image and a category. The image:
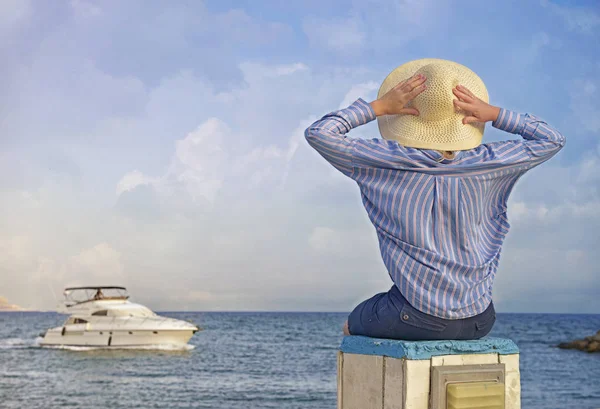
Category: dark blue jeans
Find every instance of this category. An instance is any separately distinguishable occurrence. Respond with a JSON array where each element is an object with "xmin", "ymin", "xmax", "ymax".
[{"xmin": 347, "ymin": 285, "xmax": 496, "ymax": 341}]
